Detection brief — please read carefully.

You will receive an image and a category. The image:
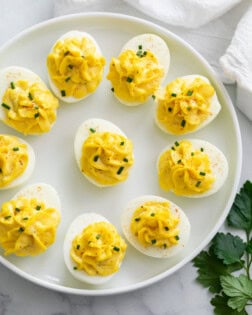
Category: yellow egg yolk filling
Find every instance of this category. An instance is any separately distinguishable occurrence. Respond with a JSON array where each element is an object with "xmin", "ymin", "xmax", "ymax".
[
  {"xmin": 0, "ymin": 135, "xmax": 28, "ymax": 188},
  {"xmin": 2, "ymin": 80, "xmax": 59, "ymax": 135},
  {"xmin": 81, "ymin": 131, "xmax": 134, "ymax": 186},
  {"xmin": 156, "ymin": 77, "xmax": 215, "ymax": 134},
  {"xmin": 0, "ymin": 197, "xmax": 60, "ymax": 256},
  {"xmin": 158, "ymin": 140, "xmax": 215, "ymax": 195},
  {"xmin": 107, "ymin": 49, "xmax": 164, "ymax": 103},
  {"xmin": 71, "ymin": 221, "xmax": 127, "ymax": 276},
  {"xmin": 130, "ymin": 201, "xmax": 180, "ymax": 248},
  {"xmin": 47, "ymin": 37, "xmax": 106, "ymax": 99}
]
